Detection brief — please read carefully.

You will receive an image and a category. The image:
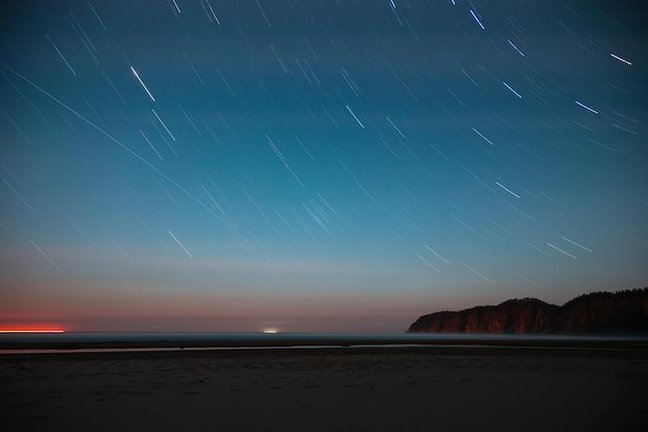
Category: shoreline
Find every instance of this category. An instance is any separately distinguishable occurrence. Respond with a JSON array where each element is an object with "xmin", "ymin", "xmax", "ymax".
[
  {"xmin": 2, "ymin": 332, "xmax": 648, "ymax": 352},
  {"xmin": 2, "ymin": 342, "xmax": 648, "ymax": 362}
]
